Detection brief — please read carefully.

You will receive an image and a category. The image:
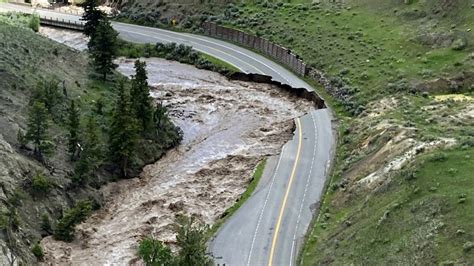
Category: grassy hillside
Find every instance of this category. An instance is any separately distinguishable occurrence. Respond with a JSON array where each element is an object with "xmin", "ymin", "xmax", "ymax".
[
  {"xmin": 115, "ymin": 0, "xmax": 474, "ymax": 264},
  {"xmin": 0, "ymin": 17, "xmax": 180, "ymax": 263}
]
